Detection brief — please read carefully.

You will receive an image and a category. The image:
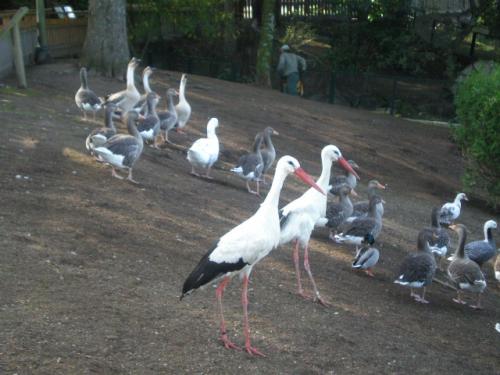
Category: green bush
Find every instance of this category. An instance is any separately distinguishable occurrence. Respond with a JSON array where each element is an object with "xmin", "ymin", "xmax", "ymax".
[{"xmin": 454, "ymin": 62, "xmax": 500, "ymax": 209}]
